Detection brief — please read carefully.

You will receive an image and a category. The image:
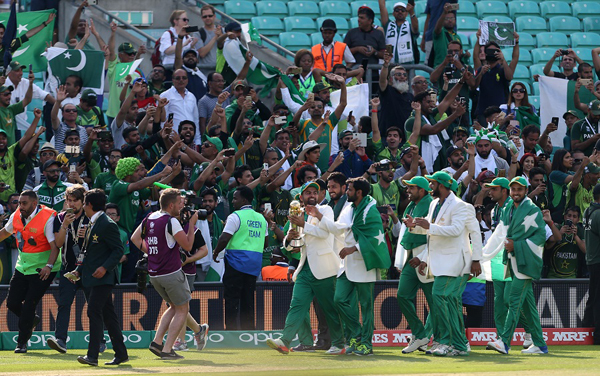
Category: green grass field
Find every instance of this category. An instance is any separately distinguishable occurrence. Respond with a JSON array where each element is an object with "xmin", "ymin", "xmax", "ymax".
[{"xmin": 0, "ymin": 346, "xmax": 599, "ymax": 375}]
